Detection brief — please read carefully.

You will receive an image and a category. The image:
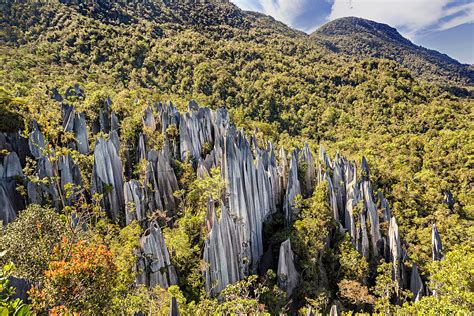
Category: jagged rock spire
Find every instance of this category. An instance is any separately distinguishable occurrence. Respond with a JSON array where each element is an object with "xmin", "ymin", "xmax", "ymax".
[
  {"xmin": 4, "ymin": 90, "xmax": 436, "ymax": 302},
  {"xmin": 432, "ymin": 224, "xmax": 443, "ymax": 261},
  {"xmin": 277, "ymin": 239, "xmax": 299, "ymax": 297},
  {"xmin": 283, "ymin": 150, "xmax": 301, "ymax": 225},
  {"xmin": 92, "ymin": 136, "xmax": 125, "ymax": 222},
  {"xmin": 329, "ymin": 304, "xmax": 340, "ymax": 316},
  {"xmin": 0, "ymin": 152, "xmax": 23, "ymax": 224},
  {"xmin": 389, "ymin": 217, "xmax": 403, "ymax": 298},
  {"xmin": 124, "ymin": 180, "xmax": 146, "ymax": 225},
  {"xmin": 169, "ymin": 297, "xmax": 180, "ymax": 316},
  {"xmin": 410, "ymin": 264, "xmax": 424, "ymax": 301},
  {"xmin": 138, "ymin": 220, "xmax": 178, "ymax": 289},
  {"xmin": 203, "ymin": 205, "xmax": 242, "ymax": 296}
]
